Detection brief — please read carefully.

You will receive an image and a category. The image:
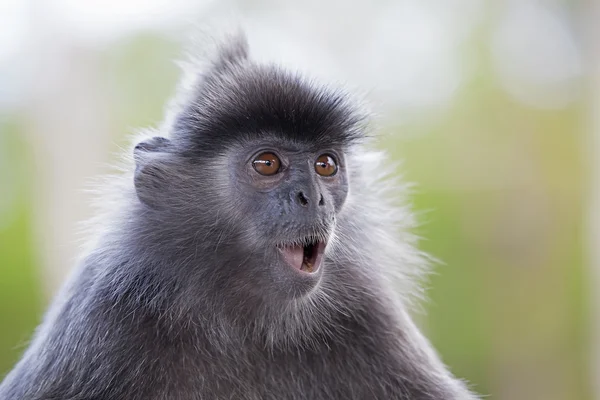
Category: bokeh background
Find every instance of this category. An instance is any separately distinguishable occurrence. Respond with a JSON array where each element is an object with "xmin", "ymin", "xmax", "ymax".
[{"xmin": 0, "ymin": 1, "xmax": 598, "ymax": 399}]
